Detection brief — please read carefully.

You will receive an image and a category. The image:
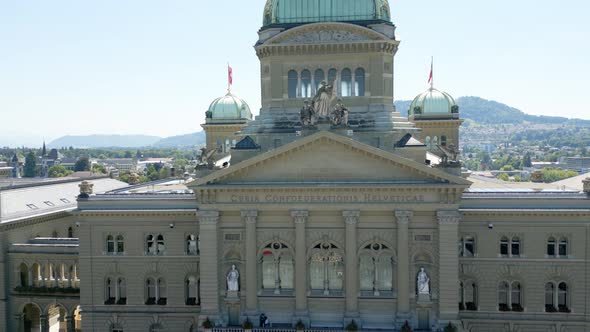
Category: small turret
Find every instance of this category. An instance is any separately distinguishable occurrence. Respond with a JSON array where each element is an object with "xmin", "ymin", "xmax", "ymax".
[{"xmin": 78, "ymin": 181, "xmax": 94, "ymax": 199}]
